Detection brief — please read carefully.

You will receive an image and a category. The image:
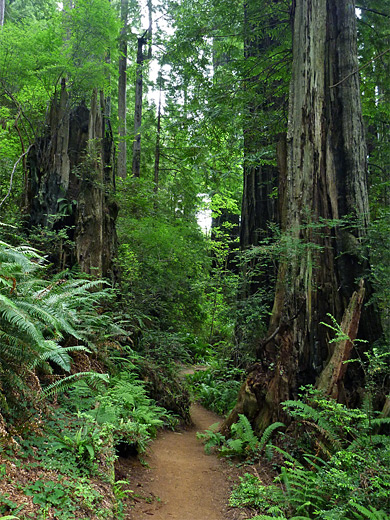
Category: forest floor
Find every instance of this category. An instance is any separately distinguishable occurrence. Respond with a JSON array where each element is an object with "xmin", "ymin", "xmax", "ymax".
[{"xmin": 117, "ymin": 403, "xmax": 250, "ymax": 520}]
